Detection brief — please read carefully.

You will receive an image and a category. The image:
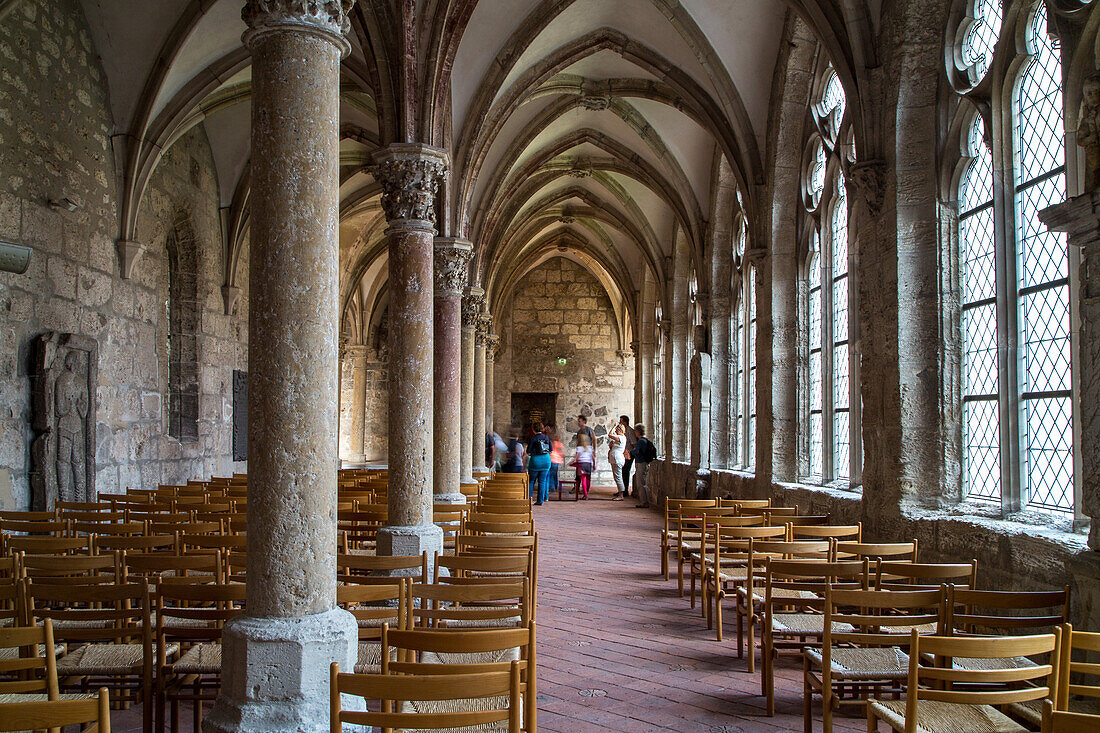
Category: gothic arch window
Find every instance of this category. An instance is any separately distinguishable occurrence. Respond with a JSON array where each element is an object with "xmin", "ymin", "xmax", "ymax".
[
  {"xmin": 166, "ymin": 214, "xmax": 200, "ymax": 443},
  {"xmin": 733, "ymin": 217, "xmax": 755, "ymax": 470},
  {"xmin": 948, "ymin": 1, "xmax": 1077, "ymax": 517},
  {"xmin": 800, "ymin": 62, "xmax": 857, "ymax": 487}
]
